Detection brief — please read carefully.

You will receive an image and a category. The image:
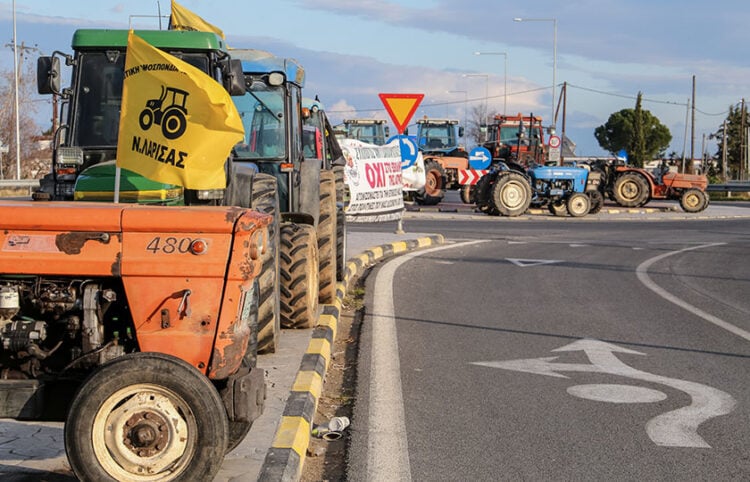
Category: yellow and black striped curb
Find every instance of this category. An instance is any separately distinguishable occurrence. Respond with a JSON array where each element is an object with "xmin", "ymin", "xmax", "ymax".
[{"xmin": 257, "ymin": 234, "xmax": 445, "ymax": 482}]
